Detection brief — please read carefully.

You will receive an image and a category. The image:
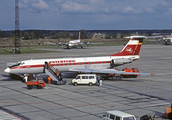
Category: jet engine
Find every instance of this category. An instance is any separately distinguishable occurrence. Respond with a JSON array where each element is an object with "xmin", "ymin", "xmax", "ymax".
[{"xmin": 110, "ymin": 58, "xmax": 133, "ymax": 67}]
